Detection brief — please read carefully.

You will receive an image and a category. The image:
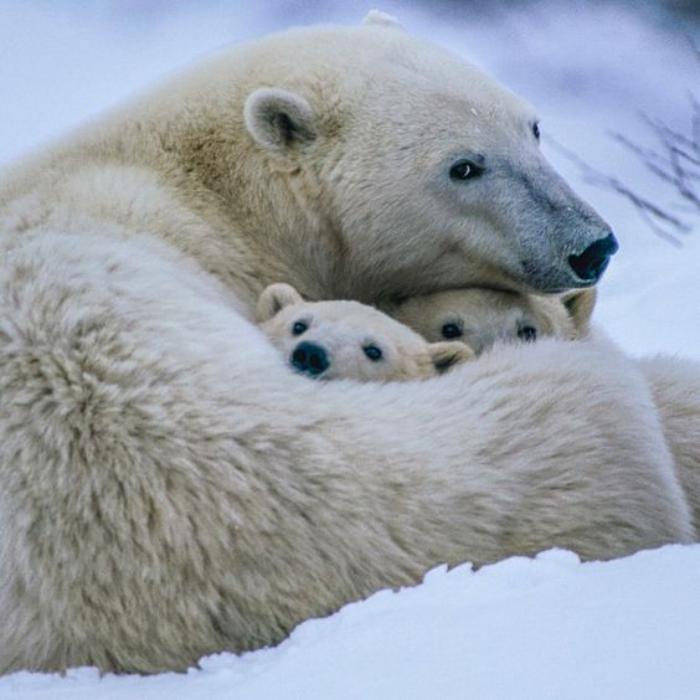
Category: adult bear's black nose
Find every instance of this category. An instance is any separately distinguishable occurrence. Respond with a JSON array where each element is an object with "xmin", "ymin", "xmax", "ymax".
[
  {"xmin": 291, "ymin": 341, "xmax": 329, "ymax": 377},
  {"xmin": 568, "ymin": 233, "xmax": 619, "ymax": 283}
]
